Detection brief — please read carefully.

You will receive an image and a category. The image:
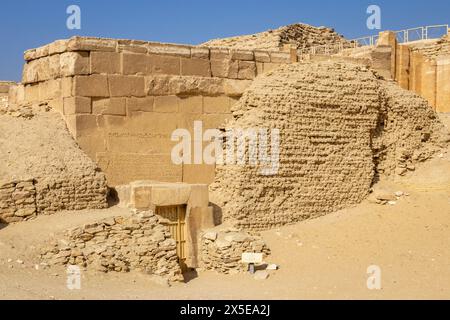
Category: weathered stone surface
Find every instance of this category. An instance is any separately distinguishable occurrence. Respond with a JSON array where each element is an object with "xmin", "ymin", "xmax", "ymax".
[
  {"xmin": 92, "ymin": 98, "xmax": 126, "ymax": 116},
  {"xmin": 64, "ymin": 96, "xmax": 92, "ymax": 115},
  {"xmin": 91, "ymin": 51, "xmax": 121, "ymax": 74},
  {"xmin": 109, "ymin": 75, "xmax": 146, "ymax": 97},
  {"xmin": 60, "ymin": 52, "xmax": 90, "ymax": 77},
  {"xmin": 73, "ymin": 74, "xmax": 109, "ymax": 97},
  {"xmin": 180, "ymin": 58, "xmax": 211, "ymax": 77},
  {"xmin": 67, "ymin": 37, "xmax": 117, "ymax": 52}
]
